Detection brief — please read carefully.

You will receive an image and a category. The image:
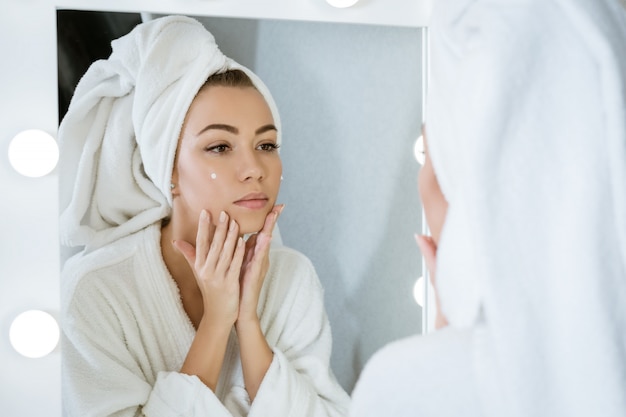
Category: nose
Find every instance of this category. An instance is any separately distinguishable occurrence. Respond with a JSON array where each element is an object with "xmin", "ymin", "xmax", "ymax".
[{"xmin": 237, "ymin": 149, "xmax": 264, "ymax": 182}]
